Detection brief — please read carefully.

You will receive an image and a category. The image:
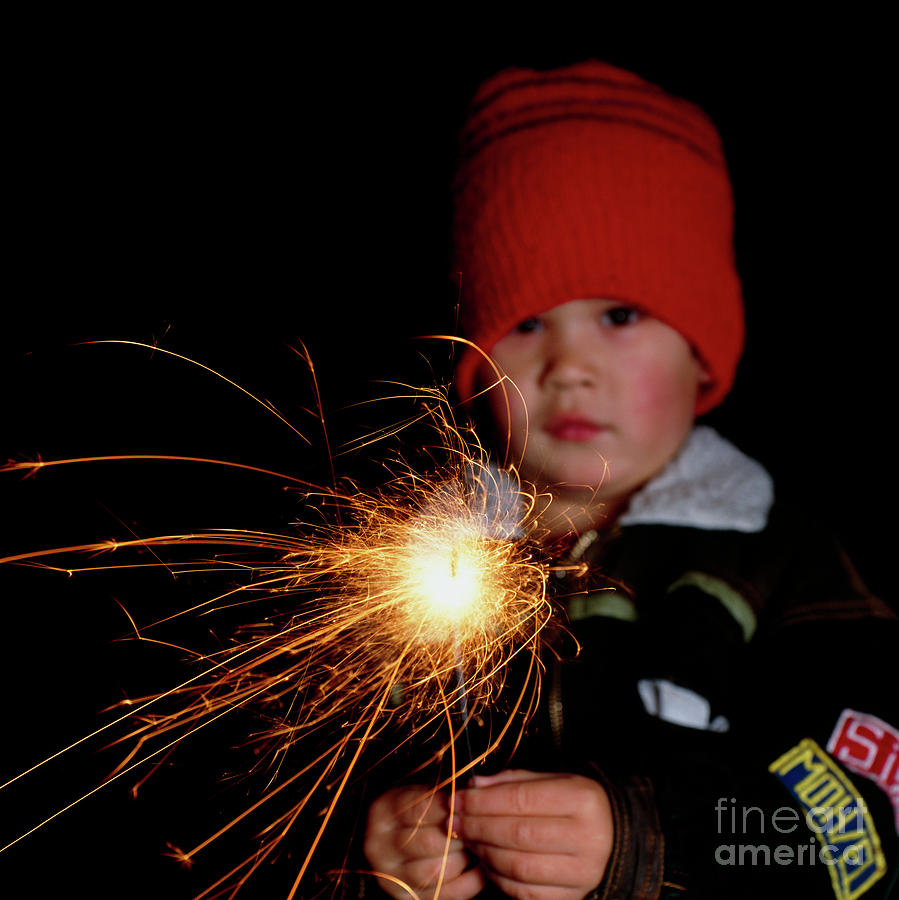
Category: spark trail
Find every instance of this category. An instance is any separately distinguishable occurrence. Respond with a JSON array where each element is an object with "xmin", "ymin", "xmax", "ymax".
[{"xmin": 0, "ymin": 343, "xmax": 560, "ymax": 898}]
